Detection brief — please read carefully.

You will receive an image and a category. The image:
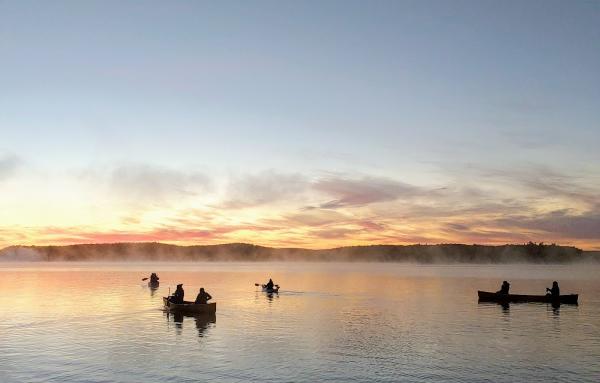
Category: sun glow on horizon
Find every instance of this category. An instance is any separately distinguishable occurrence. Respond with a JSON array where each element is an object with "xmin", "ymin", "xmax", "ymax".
[{"xmin": 1, "ymin": 168, "xmax": 599, "ymax": 251}]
